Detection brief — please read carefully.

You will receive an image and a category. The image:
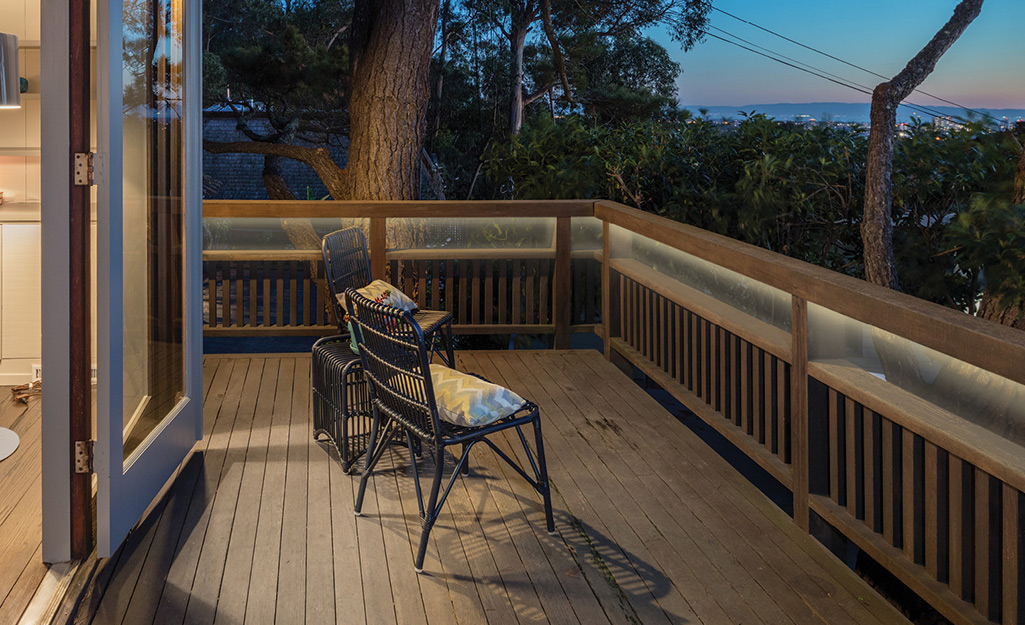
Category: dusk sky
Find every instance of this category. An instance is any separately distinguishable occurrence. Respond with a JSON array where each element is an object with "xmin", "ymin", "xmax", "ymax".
[{"xmin": 654, "ymin": 0, "xmax": 1024, "ymax": 110}]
